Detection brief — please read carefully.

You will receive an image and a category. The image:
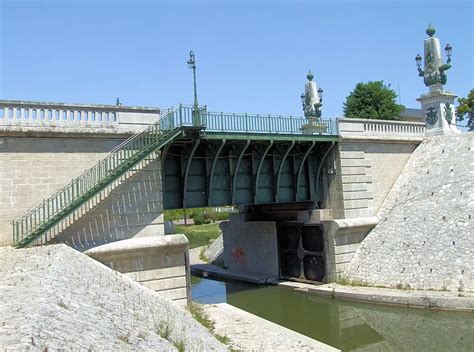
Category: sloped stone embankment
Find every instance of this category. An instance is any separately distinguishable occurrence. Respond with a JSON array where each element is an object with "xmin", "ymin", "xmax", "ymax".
[{"xmin": 0, "ymin": 244, "xmax": 226, "ymax": 351}]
